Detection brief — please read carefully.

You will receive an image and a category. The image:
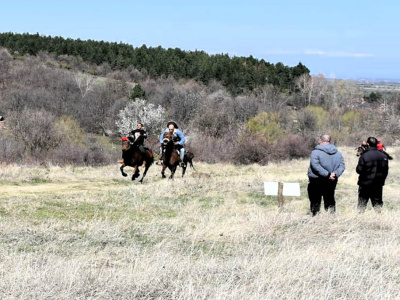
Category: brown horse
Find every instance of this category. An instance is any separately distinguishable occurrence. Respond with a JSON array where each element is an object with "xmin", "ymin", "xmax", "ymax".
[
  {"xmin": 161, "ymin": 132, "xmax": 195, "ymax": 179},
  {"xmin": 120, "ymin": 137, "xmax": 154, "ymax": 183}
]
